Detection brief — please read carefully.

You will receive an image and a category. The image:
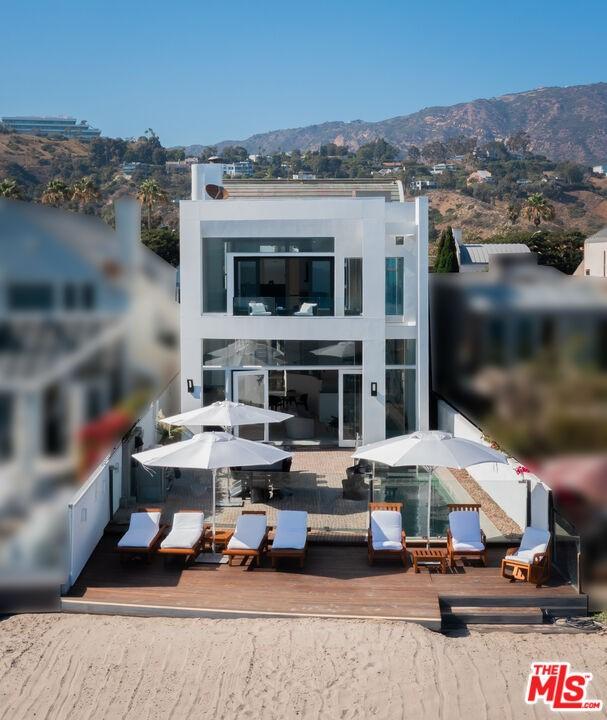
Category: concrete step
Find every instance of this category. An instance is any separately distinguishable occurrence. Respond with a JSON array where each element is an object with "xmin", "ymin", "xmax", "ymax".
[
  {"xmin": 440, "ymin": 593, "xmax": 587, "ymax": 612},
  {"xmin": 443, "ymin": 605, "xmax": 545, "ymax": 626}
]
